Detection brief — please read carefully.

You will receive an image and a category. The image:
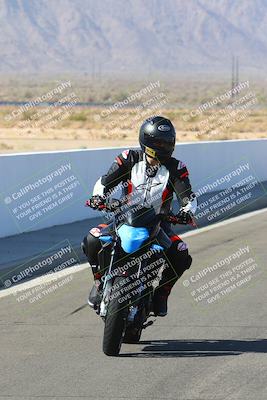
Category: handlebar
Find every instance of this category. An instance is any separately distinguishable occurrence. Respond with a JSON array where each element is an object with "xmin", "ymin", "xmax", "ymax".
[
  {"xmin": 161, "ymin": 213, "xmax": 182, "ymax": 225},
  {"xmin": 85, "ymin": 197, "xmax": 122, "ymax": 211},
  {"xmin": 85, "ymin": 197, "xmax": 195, "ymax": 226}
]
